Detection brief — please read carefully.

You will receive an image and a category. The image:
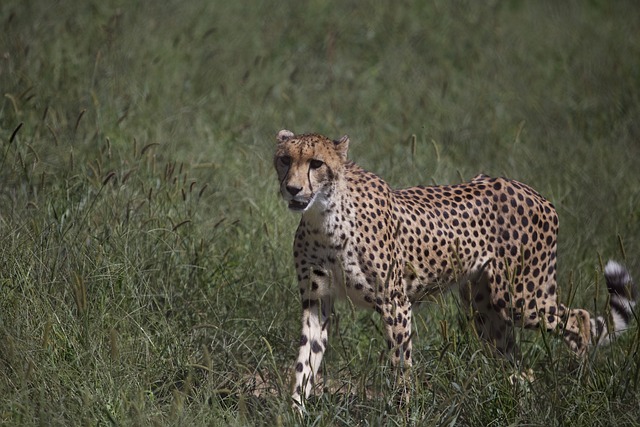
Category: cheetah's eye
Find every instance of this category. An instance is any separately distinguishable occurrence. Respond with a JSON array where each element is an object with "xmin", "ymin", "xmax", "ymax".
[
  {"xmin": 279, "ymin": 156, "xmax": 292, "ymax": 166},
  {"xmin": 309, "ymin": 159, "xmax": 324, "ymax": 169}
]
